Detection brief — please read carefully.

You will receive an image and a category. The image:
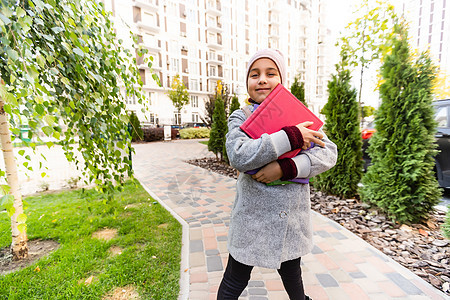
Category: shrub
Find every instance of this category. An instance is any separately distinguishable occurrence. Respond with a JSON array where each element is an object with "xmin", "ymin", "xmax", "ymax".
[
  {"xmin": 179, "ymin": 128, "xmax": 210, "ymax": 139},
  {"xmin": 208, "ymin": 97, "xmax": 227, "ymax": 160},
  {"xmin": 359, "ymin": 24, "xmax": 441, "ymax": 224},
  {"xmin": 314, "ymin": 54, "xmax": 362, "ymax": 198},
  {"xmin": 129, "ymin": 111, "xmax": 143, "ymax": 142}
]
